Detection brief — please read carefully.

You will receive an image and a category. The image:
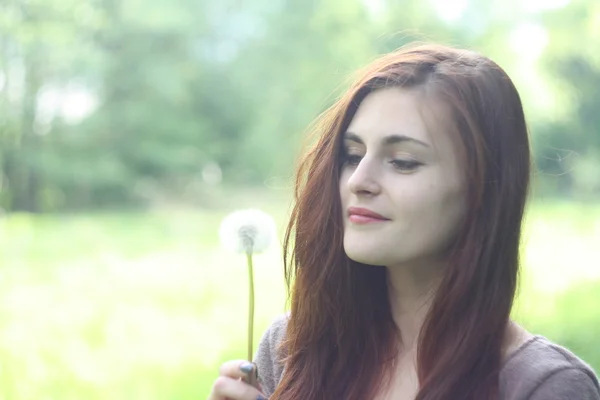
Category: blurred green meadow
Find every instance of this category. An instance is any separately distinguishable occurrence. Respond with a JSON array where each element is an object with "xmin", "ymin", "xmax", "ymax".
[{"xmin": 0, "ymin": 190, "xmax": 599, "ymax": 399}]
